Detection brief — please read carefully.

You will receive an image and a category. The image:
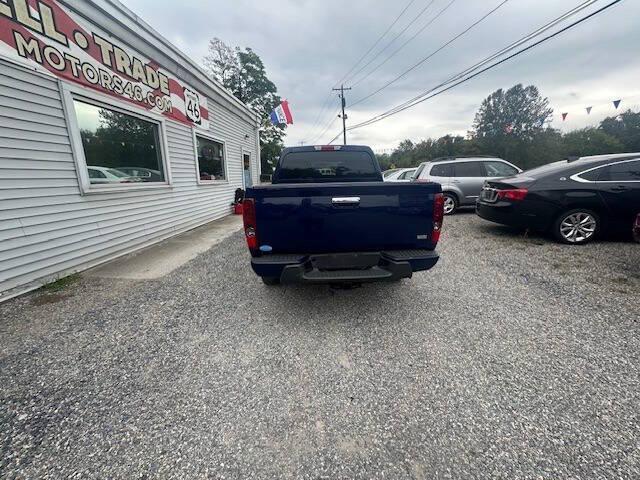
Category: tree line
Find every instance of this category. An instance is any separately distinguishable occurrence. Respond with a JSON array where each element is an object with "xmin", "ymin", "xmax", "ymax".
[{"xmin": 377, "ymin": 84, "xmax": 640, "ymax": 171}]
